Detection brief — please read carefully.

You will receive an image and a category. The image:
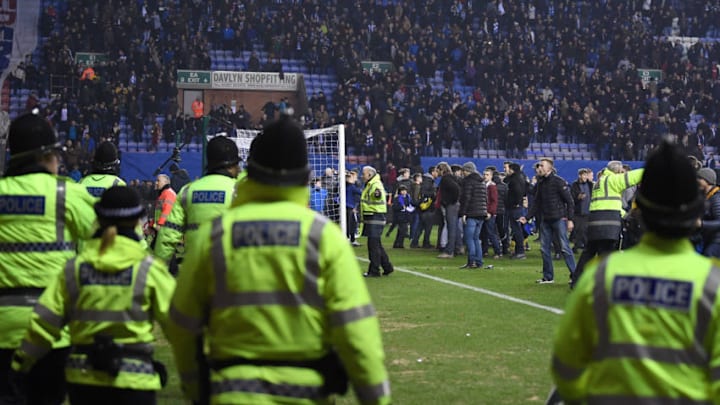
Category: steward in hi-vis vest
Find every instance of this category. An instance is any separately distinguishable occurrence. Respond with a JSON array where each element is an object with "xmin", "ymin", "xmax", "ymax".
[
  {"xmin": 0, "ymin": 114, "xmax": 97, "ymax": 404},
  {"xmin": 165, "ymin": 115, "xmax": 391, "ymax": 405},
  {"xmin": 154, "ymin": 136, "xmax": 240, "ymax": 264},
  {"xmin": 12, "ymin": 186, "xmax": 175, "ymax": 405},
  {"xmin": 79, "ymin": 141, "xmax": 126, "ymax": 198},
  {"xmin": 360, "ymin": 165, "xmax": 394, "ymax": 277},
  {"xmin": 552, "ymin": 141, "xmax": 720, "ymax": 404}
]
